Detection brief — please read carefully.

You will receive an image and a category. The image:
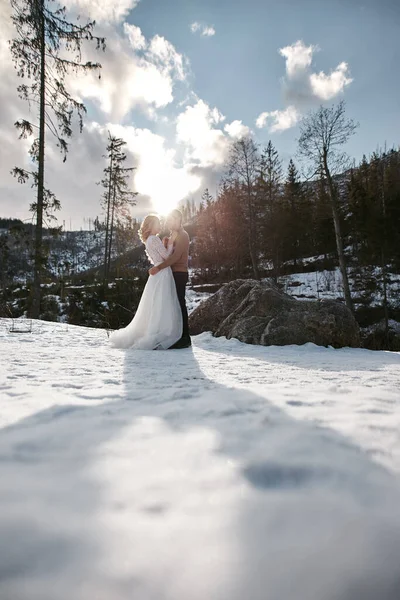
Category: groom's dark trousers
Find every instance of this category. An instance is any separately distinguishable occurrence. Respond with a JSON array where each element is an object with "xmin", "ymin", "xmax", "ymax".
[{"xmin": 173, "ymin": 271, "xmax": 190, "ymax": 341}]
